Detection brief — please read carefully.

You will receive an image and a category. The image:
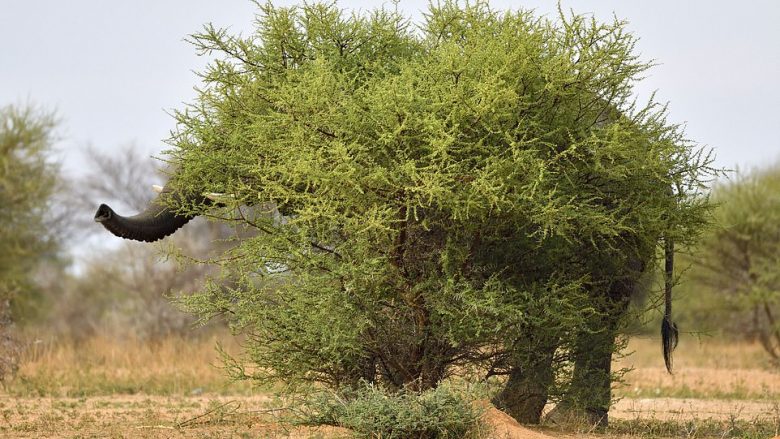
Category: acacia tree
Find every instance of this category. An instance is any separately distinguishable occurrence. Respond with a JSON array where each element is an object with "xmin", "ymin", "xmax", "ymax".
[
  {"xmin": 692, "ymin": 165, "xmax": 780, "ymax": 362},
  {"xmin": 162, "ymin": 1, "xmax": 714, "ymax": 423},
  {"xmin": 0, "ymin": 104, "xmax": 61, "ymax": 379}
]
